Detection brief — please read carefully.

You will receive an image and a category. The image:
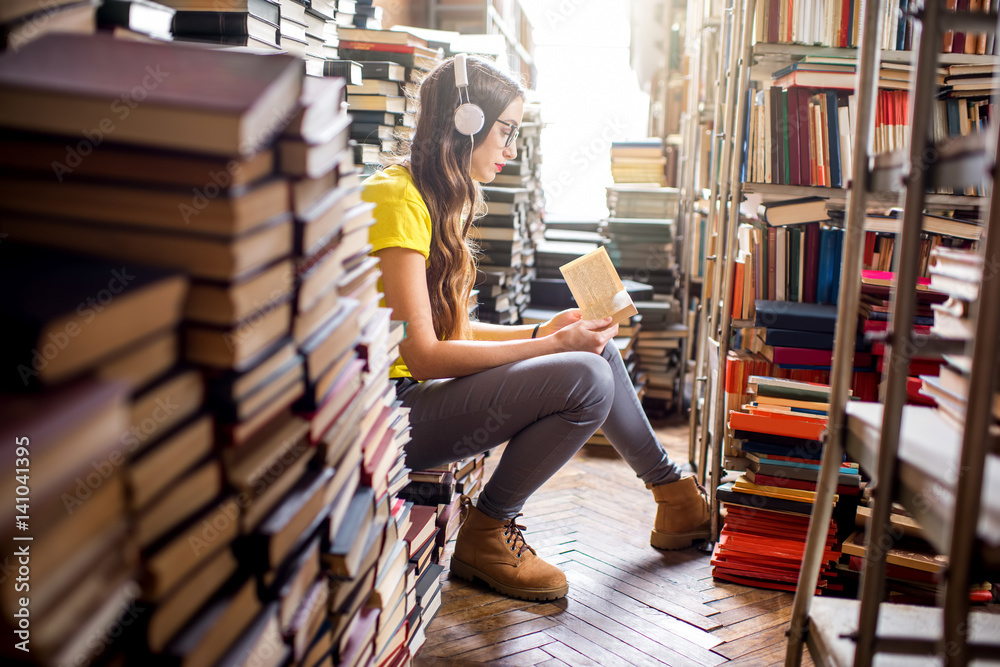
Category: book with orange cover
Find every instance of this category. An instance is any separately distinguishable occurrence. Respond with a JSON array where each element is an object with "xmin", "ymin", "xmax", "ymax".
[{"xmin": 729, "ymin": 410, "xmax": 826, "ymax": 440}]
